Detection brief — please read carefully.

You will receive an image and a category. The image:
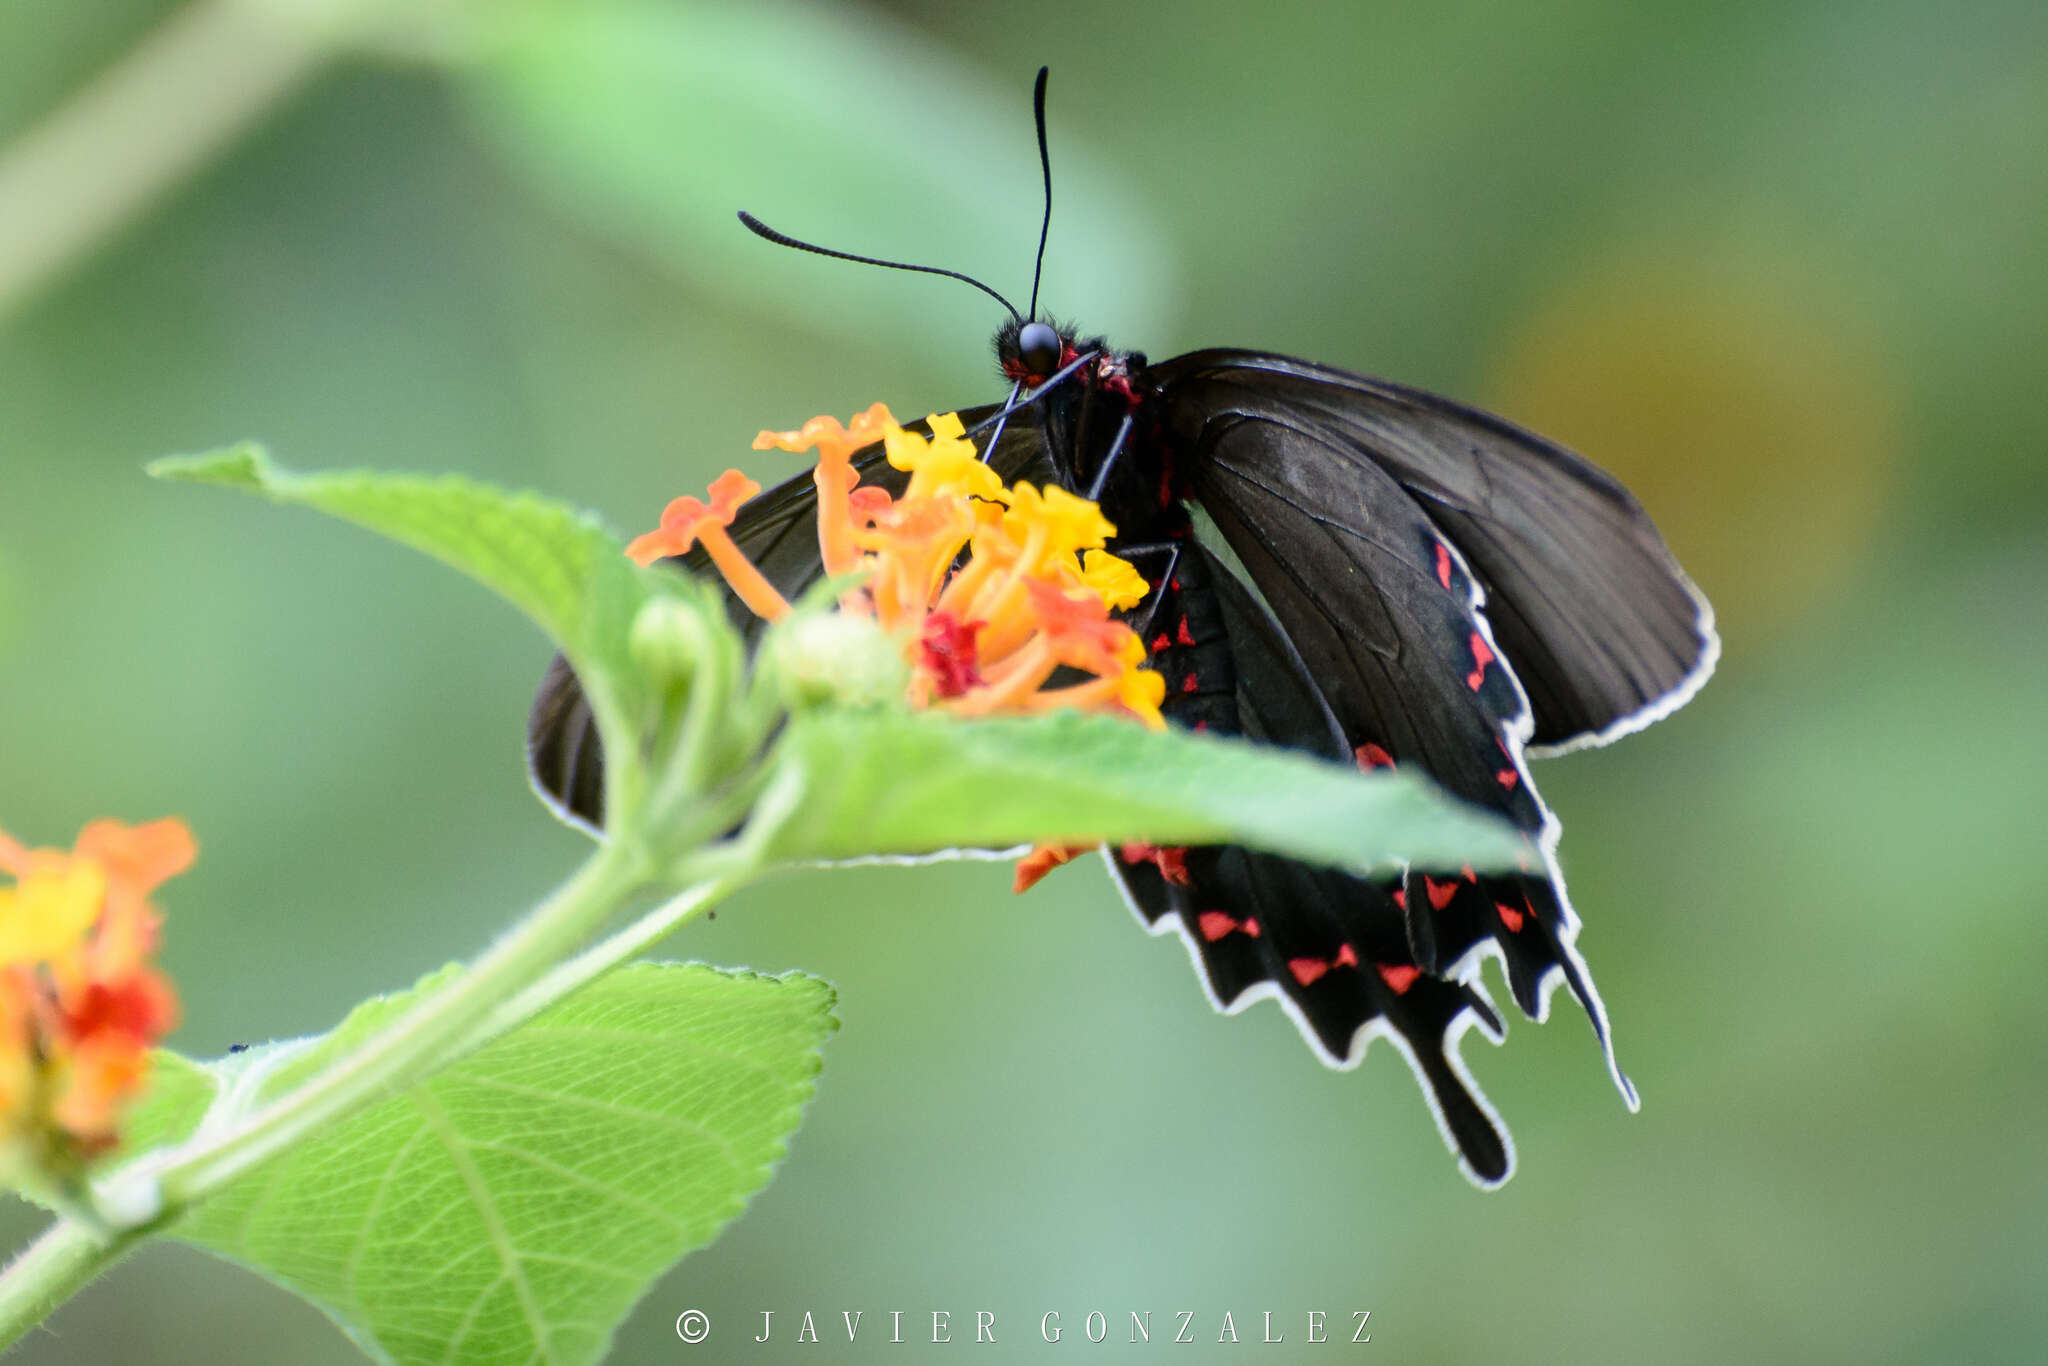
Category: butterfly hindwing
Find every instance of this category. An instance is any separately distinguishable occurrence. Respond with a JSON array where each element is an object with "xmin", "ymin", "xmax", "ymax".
[
  {"xmin": 1107, "ymin": 541, "xmax": 1517, "ymax": 1184},
  {"xmin": 1163, "ymin": 394, "xmax": 1636, "ymax": 1106}
]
